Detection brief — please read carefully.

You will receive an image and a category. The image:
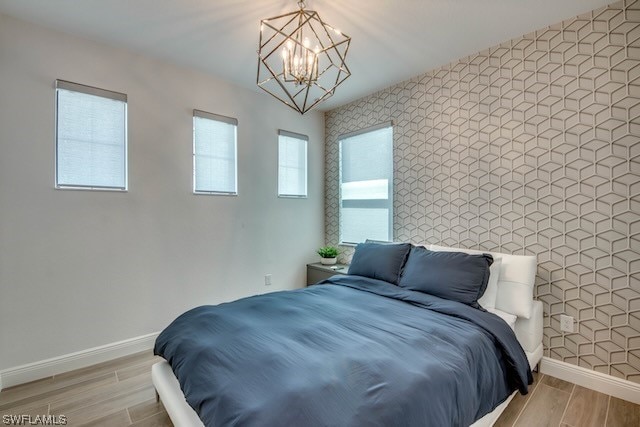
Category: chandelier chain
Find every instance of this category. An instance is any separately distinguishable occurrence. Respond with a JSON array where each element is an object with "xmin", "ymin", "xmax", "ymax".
[{"xmin": 297, "ymin": 0, "xmax": 306, "ymax": 10}]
